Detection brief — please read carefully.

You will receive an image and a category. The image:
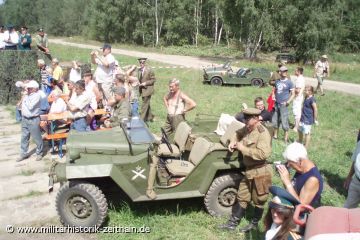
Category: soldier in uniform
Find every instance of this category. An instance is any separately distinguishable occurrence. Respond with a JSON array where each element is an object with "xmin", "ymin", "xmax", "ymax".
[
  {"xmin": 104, "ymin": 87, "xmax": 131, "ymax": 128},
  {"xmin": 219, "ymin": 108, "xmax": 273, "ymax": 232},
  {"xmin": 138, "ymin": 58, "xmax": 156, "ymax": 122},
  {"xmin": 18, "ymin": 26, "xmax": 32, "ymax": 50}
]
